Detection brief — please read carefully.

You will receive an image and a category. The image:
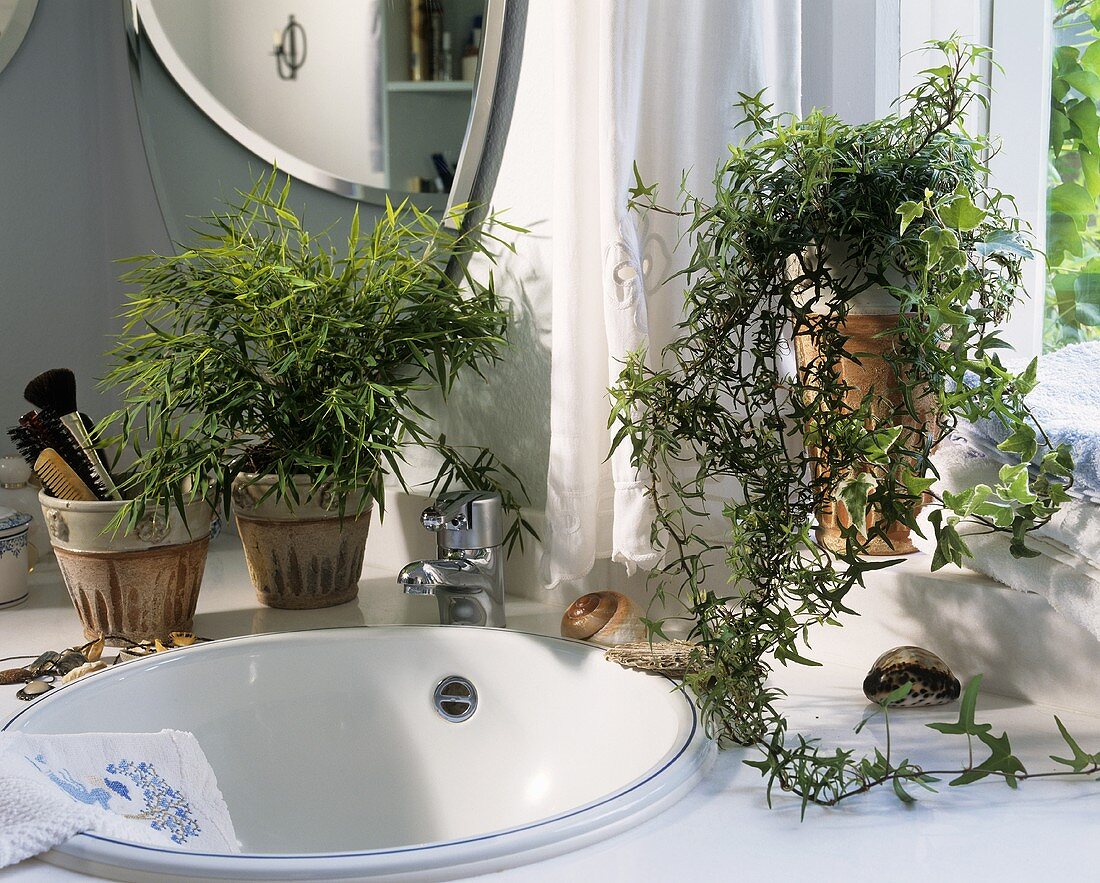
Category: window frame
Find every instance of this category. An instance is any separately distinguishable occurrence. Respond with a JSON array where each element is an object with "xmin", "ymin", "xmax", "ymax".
[{"xmin": 900, "ymin": 0, "xmax": 1052, "ymax": 360}]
